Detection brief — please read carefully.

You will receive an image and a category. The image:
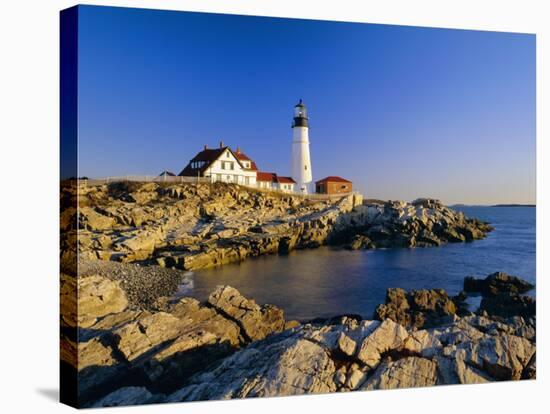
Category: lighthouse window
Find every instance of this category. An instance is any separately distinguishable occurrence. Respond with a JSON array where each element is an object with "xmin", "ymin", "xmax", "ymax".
[{"xmin": 304, "ymin": 165, "xmax": 308, "ymax": 170}]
